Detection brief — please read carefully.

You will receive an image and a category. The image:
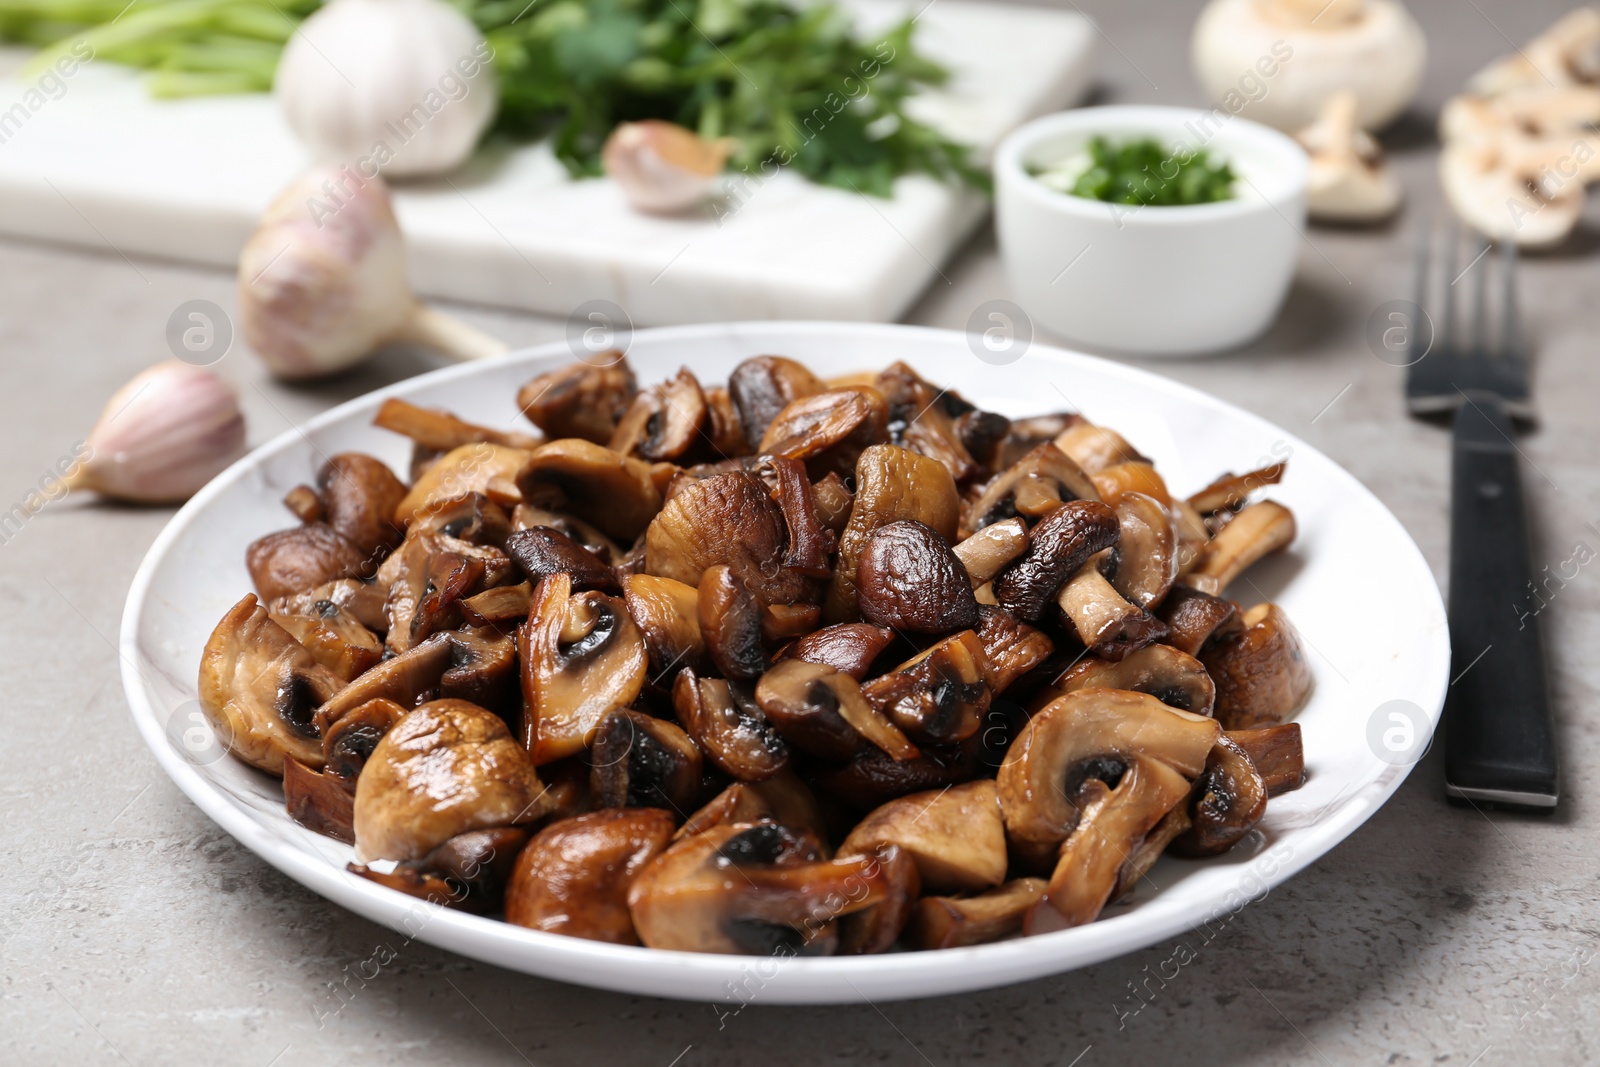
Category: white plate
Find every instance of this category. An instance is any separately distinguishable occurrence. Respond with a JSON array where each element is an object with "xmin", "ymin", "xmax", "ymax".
[{"xmin": 120, "ymin": 322, "xmax": 1449, "ymax": 1004}]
